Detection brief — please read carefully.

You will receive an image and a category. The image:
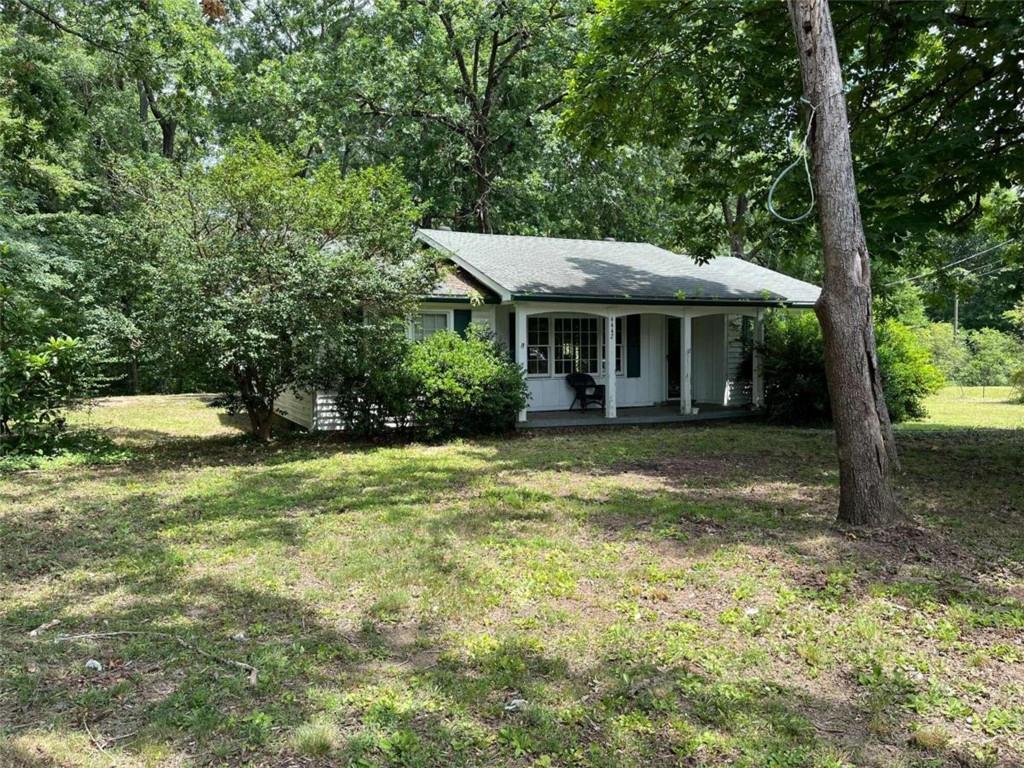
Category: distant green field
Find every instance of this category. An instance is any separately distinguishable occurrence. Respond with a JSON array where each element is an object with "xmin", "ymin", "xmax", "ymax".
[{"xmin": 905, "ymin": 386, "xmax": 1024, "ymax": 430}]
